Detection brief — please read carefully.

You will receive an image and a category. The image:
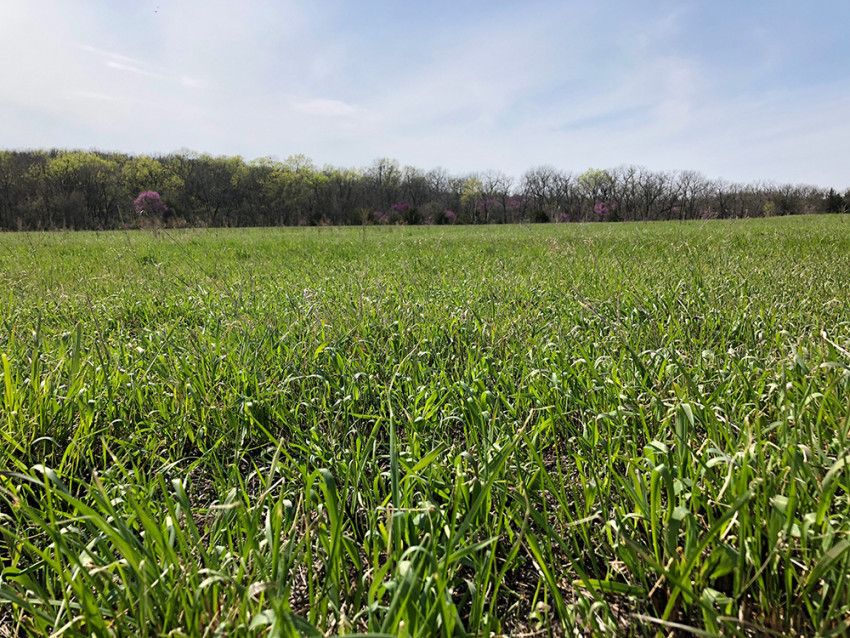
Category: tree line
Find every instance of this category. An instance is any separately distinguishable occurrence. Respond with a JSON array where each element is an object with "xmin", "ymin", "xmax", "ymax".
[{"xmin": 0, "ymin": 148, "xmax": 847, "ymax": 230}]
